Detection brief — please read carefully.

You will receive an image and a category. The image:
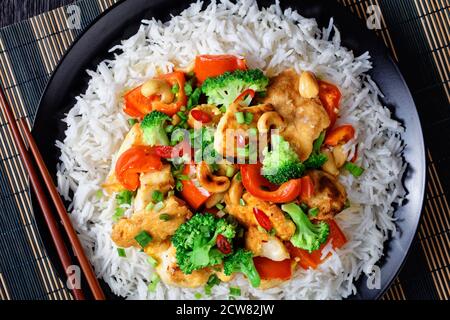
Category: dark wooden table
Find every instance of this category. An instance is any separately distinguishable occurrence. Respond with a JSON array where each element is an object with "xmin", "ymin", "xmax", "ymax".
[{"xmin": 0, "ymin": 0, "xmax": 77, "ymax": 28}]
